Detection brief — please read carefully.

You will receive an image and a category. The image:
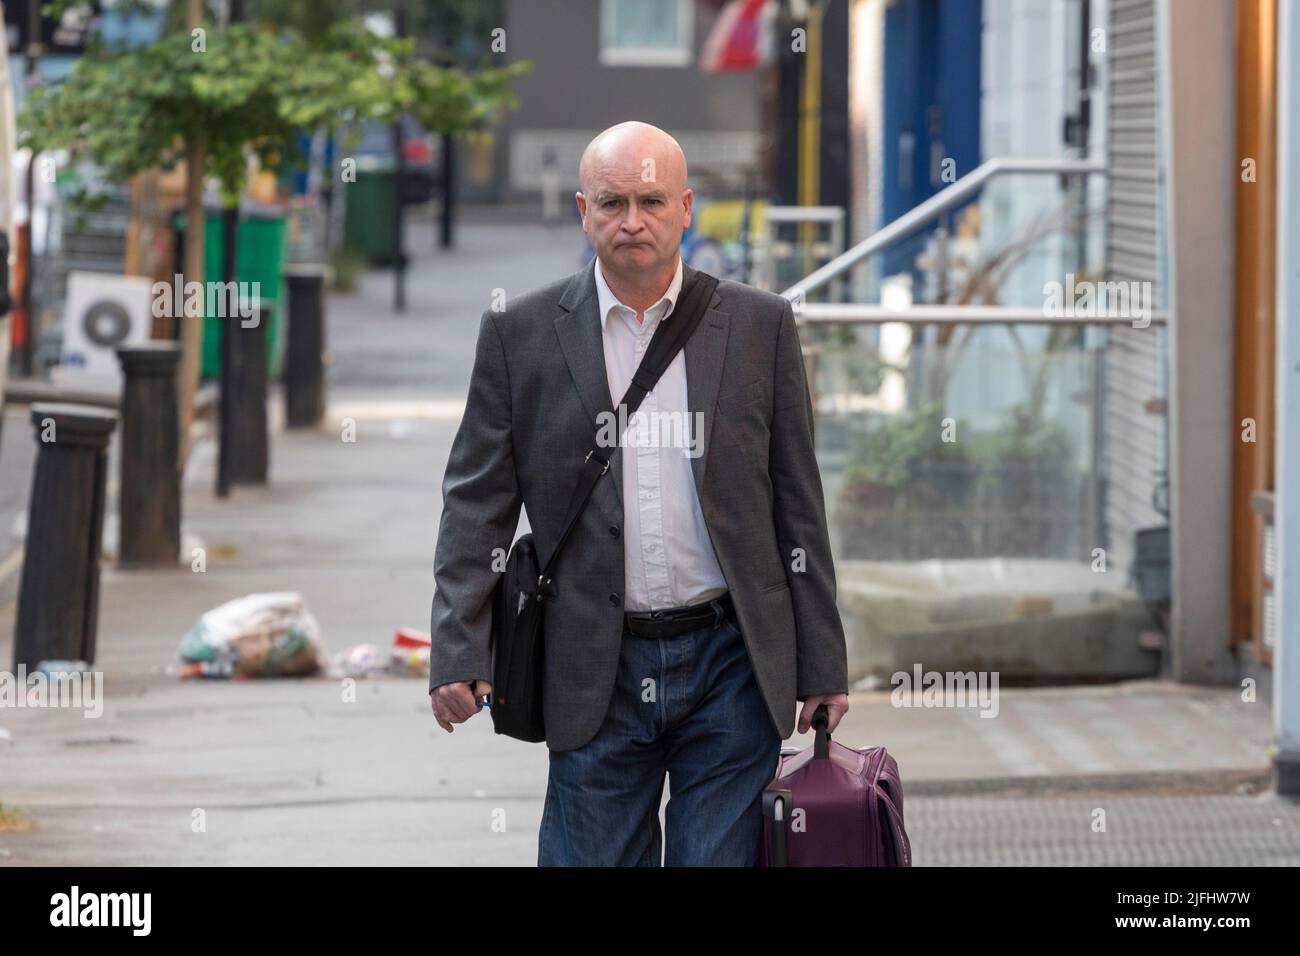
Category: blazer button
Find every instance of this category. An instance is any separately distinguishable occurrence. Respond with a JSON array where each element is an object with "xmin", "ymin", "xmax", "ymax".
[
  {"xmin": 609, "ymin": 525, "xmax": 621, "ymax": 538},
  {"xmin": 608, "ymin": 592, "xmax": 621, "ymax": 607}
]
